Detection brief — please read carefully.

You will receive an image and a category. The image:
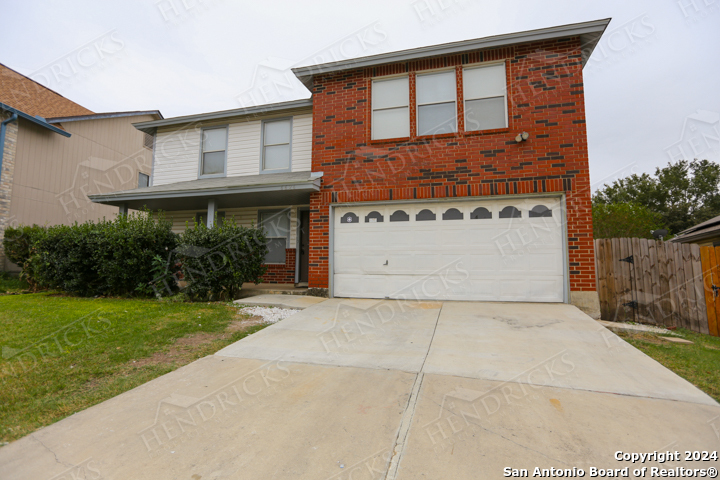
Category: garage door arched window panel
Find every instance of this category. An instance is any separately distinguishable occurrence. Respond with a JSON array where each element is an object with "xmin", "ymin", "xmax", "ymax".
[
  {"xmin": 416, "ymin": 209, "xmax": 436, "ymax": 221},
  {"xmin": 470, "ymin": 207, "xmax": 492, "ymax": 219},
  {"xmin": 442, "ymin": 208, "xmax": 463, "ymax": 220},
  {"xmin": 529, "ymin": 205, "xmax": 553, "ymax": 218},
  {"xmin": 499, "ymin": 206, "xmax": 521, "ymax": 218},
  {"xmin": 365, "ymin": 211, "xmax": 384, "ymax": 223},
  {"xmin": 340, "ymin": 212, "xmax": 359, "ymax": 224},
  {"xmin": 390, "ymin": 210, "xmax": 410, "ymax": 222}
]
